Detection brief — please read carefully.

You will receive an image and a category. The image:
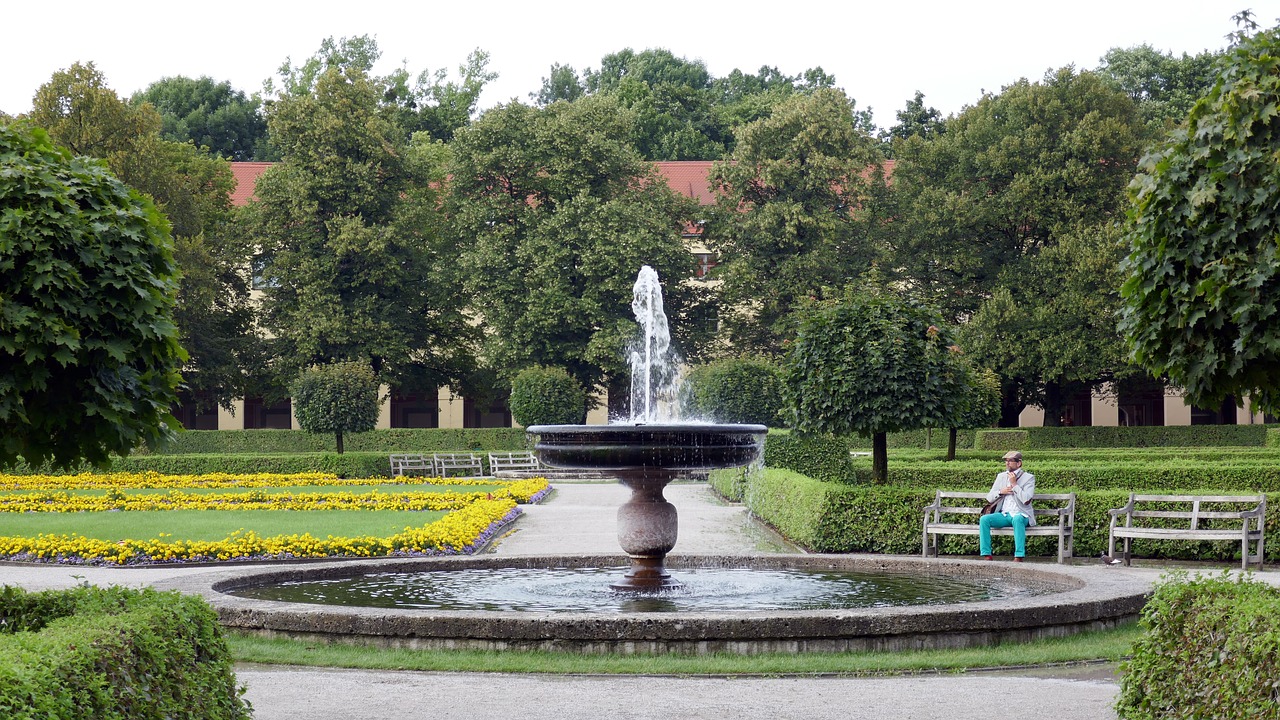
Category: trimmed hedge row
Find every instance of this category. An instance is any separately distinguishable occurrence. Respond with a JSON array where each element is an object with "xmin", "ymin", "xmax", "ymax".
[
  {"xmin": 845, "ymin": 428, "xmax": 978, "ymax": 450},
  {"xmin": 139, "ymin": 428, "xmax": 530, "ymax": 455},
  {"xmin": 977, "ymin": 425, "xmax": 1273, "ymax": 449},
  {"xmin": 844, "ymin": 460, "xmax": 1280, "ymax": 492},
  {"xmin": 1117, "ymin": 574, "xmax": 1280, "ymax": 719},
  {"xmin": 728, "ymin": 467, "xmax": 1280, "ymax": 562},
  {"xmin": 6, "ymin": 453, "xmax": 396, "ymax": 478},
  {"xmin": 0, "ymin": 585, "xmax": 250, "ymax": 720}
]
